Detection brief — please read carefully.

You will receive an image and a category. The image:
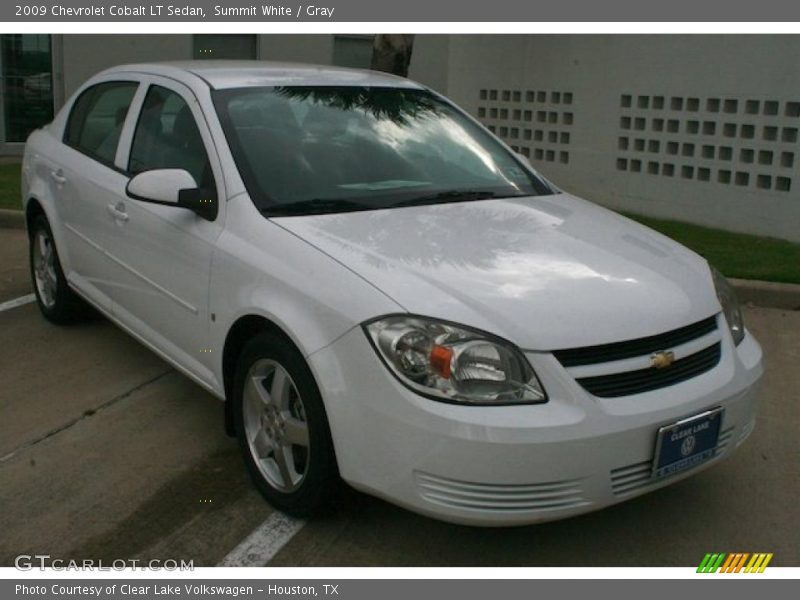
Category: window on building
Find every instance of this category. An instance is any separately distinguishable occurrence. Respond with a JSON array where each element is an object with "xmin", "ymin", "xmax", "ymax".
[
  {"xmin": 193, "ymin": 35, "xmax": 257, "ymax": 60},
  {"xmin": 332, "ymin": 35, "xmax": 374, "ymax": 69},
  {"xmin": 0, "ymin": 34, "xmax": 54, "ymax": 144}
]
